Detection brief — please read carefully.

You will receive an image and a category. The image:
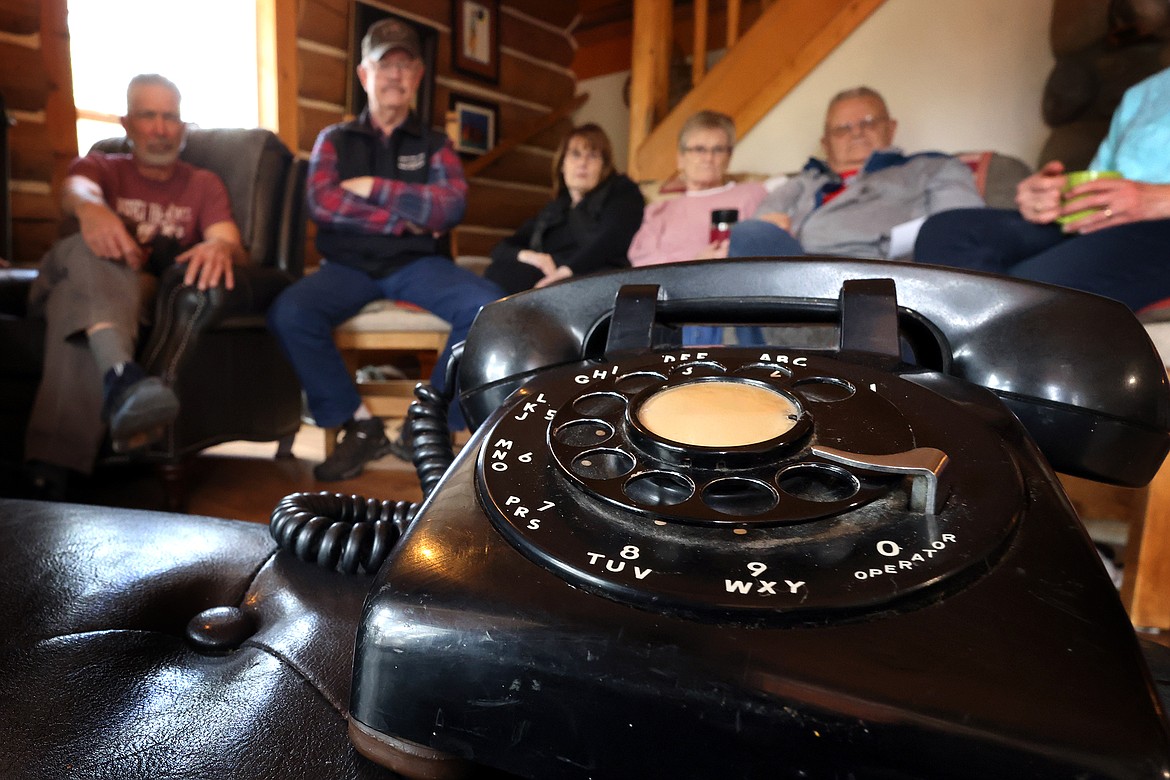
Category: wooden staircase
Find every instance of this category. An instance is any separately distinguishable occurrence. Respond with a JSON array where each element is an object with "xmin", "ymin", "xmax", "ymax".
[{"xmin": 627, "ymin": 0, "xmax": 887, "ymax": 181}]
